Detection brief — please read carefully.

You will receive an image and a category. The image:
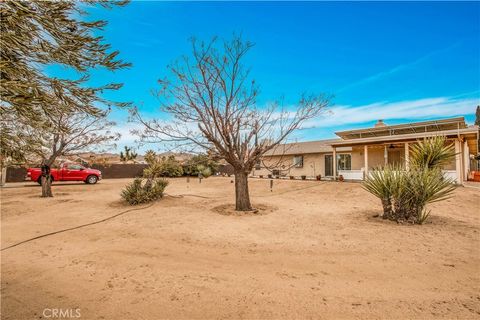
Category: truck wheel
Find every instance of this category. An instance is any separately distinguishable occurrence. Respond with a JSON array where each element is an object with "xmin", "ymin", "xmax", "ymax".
[{"xmin": 86, "ymin": 175, "xmax": 98, "ymax": 184}]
